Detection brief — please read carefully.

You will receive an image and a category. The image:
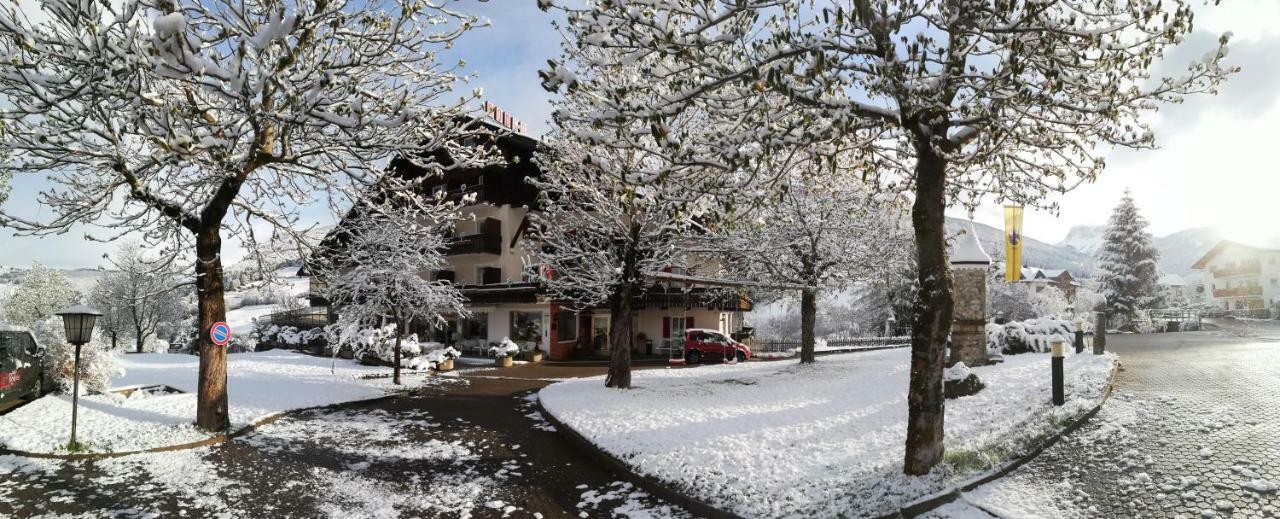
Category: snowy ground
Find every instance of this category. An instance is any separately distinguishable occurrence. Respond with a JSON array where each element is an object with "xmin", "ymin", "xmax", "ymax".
[
  {"xmin": 0, "ymin": 377, "xmax": 692, "ymax": 518},
  {"xmin": 539, "ymin": 348, "xmax": 1116, "ymax": 518},
  {"xmin": 0, "ymin": 351, "xmax": 448, "ymax": 454}
]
